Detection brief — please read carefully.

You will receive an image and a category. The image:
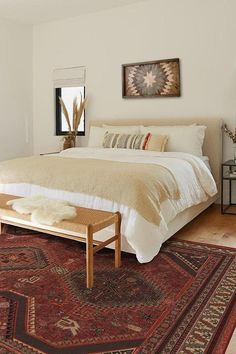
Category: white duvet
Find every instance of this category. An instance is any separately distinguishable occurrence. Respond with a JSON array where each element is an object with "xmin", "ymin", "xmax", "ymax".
[{"xmin": 0, "ymin": 148, "xmax": 217, "ymax": 263}]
